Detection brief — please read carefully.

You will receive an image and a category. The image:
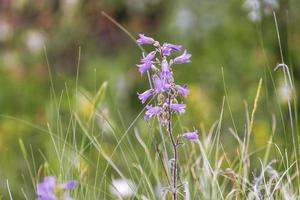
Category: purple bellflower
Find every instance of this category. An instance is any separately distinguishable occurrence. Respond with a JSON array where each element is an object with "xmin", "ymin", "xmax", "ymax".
[
  {"xmin": 137, "ymin": 60, "xmax": 152, "ymax": 75},
  {"xmin": 173, "ymin": 50, "xmax": 192, "ymax": 64},
  {"xmin": 135, "ymin": 33, "xmax": 198, "ymax": 198},
  {"xmin": 152, "ymin": 75, "xmax": 164, "ymax": 93},
  {"xmin": 171, "ymin": 103, "xmax": 186, "ymax": 113},
  {"xmin": 162, "ymin": 43, "xmax": 182, "ymax": 56},
  {"xmin": 182, "ymin": 131, "xmax": 199, "ymax": 141},
  {"xmin": 145, "ymin": 105, "xmax": 161, "ymax": 120},
  {"xmin": 176, "ymin": 84, "xmax": 190, "ymax": 97},
  {"xmin": 161, "ymin": 59, "xmax": 171, "ymax": 75},
  {"xmin": 141, "ymin": 51, "xmax": 156, "ymax": 63},
  {"xmin": 138, "ymin": 89, "xmax": 154, "ymax": 104},
  {"xmin": 137, "ymin": 34, "xmax": 155, "ymax": 45}
]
